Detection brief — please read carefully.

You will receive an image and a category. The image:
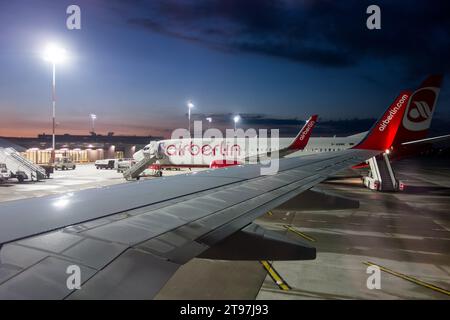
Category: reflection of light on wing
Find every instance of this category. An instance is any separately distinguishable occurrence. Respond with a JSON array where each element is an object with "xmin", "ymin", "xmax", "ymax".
[{"xmin": 52, "ymin": 193, "xmax": 74, "ymax": 209}]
